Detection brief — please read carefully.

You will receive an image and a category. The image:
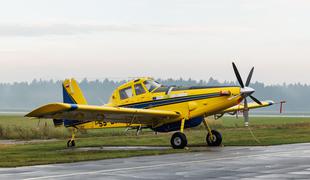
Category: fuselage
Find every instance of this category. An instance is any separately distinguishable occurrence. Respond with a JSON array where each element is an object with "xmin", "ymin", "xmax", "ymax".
[{"xmin": 105, "ymin": 78, "xmax": 243, "ymax": 132}]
